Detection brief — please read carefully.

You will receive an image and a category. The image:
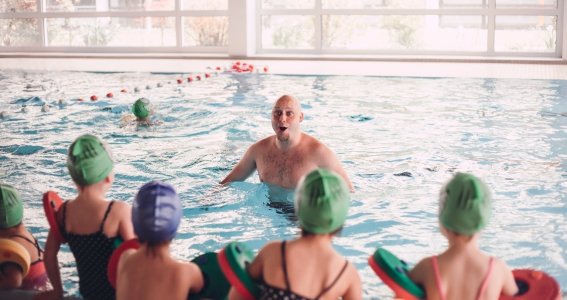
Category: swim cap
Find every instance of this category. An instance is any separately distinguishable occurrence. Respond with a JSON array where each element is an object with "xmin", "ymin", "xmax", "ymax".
[
  {"xmin": 132, "ymin": 181, "xmax": 181, "ymax": 244},
  {"xmin": 132, "ymin": 98, "xmax": 151, "ymax": 119},
  {"xmin": 67, "ymin": 134, "xmax": 114, "ymax": 186},
  {"xmin": 439, "ymin": 173, "xmax": 491, "ymax": 235},
  {"xmin": 0, "ymin": 184, "xmax": 23, "ymax": 229},
  {"xmin": 295, "ymin": 169, "xmax": 350, "ymax": 234}
]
